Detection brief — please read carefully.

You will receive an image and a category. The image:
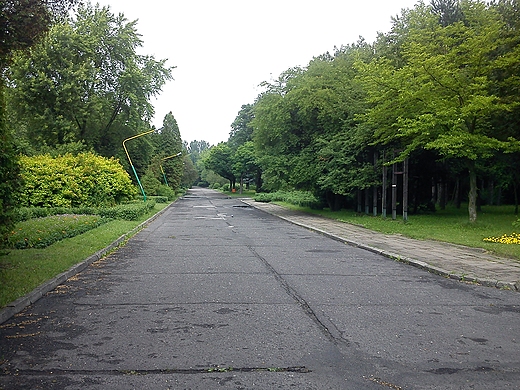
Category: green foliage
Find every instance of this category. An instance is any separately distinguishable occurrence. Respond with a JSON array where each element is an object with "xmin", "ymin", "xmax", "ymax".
[
  {"xmin": 6, "ymin": 3, "xmax": 173, "ymax": 158},
  {"xmin": 155, "ymin": 185, "xmax": 176, "ymax": 200},
  {"xmin": 203, "ymin": 143, "xmax": 236, "ymax": 188},
  {"xmin": 228, "ymin": 104, "xmax": 254, "ymax": 150},
  {"xmin": 247, "ymin": 1, "xmax": 520, "ymax": 223},
  {"xmin": 18, "ymin": 153, "xmax": 137, "ymax": 208},
  {"xmin": 0, "ymin": 201, "xmax": 169, "ymax": 308},
  {"xmin": 252, "ymin": 43, "xmax": 371, "ymax": 195},
  {"xmin": 149, "ymin": 196, "xmax": 169, "ymax": 203},
  {"xmin": 96, "ymin": 200, "xmax": 156, "ymax": 220},
  {"xmin": 152, "ymin": 112, "xmax": 183, "ymax": 190},
  {"xmin": 6, "ymin": 214, "xmax": 108, "ymax": 249},
  {"xmin": 0, "ymin": 0, "xmax": 79, "ymax": 68},
  {"xmin": 254, "ymin": 190, "xmax": 320, "ymax": 208},
  {"xmin": 0, "ymin": 82, "xmax": 21, "ymax": 241},
  {"xmin": 12, "ymin": 201, "xmax": 156, "ymax": 223},
  {"xmin": 355, "ymin": 0, "xmax": 519, "ymax": 222}
]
